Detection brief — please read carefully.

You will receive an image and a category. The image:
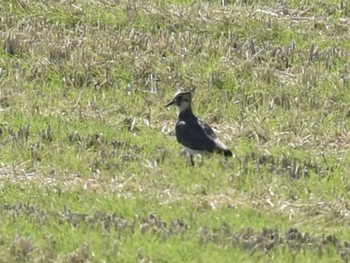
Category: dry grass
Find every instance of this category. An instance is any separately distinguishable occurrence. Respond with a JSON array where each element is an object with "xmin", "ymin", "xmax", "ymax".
[{"xmin": 1, "ymin": 0, "xmax": 350, "ymax": 261}]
